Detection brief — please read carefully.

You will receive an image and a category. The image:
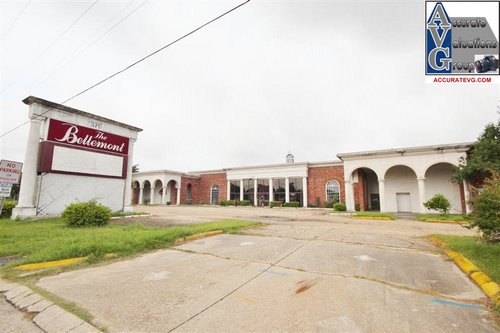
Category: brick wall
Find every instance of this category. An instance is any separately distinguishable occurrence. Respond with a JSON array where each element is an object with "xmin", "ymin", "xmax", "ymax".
[
  {"xmin": 307, "ymin": 165, "xmax": 345, "ymax": 207},
  {"xmin": 181, "ymin": 173, "xmax": 227, "ymax": 204}
]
